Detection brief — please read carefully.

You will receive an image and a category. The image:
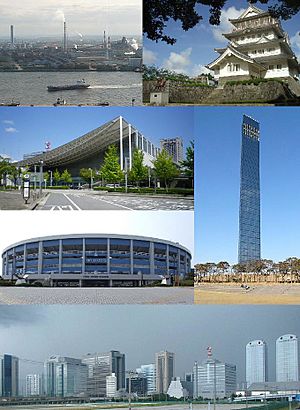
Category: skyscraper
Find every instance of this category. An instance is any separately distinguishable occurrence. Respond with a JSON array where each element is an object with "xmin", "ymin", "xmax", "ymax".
[
  {"xmin": 136, "ymin": 364, "xmax": 156, "ymax": 395},
  {"xmin": 82, "ymin": 351, "xmax": 125, "ymax": 397},
  {"xmin": 0, "ymin": 354, "xmax": 19, "ymax": 397},
  {"xmin": 238, "ymin": 115, "xmax": 261, "ymax": 264},
  {"xmin": 45, "ymin": 356, "xmax": 88, "ymax": 397},
  {"xmin": 246, "ymin": 340, "xmax": 267, "ymax": 386},
  {"xmin": 160, "ymin": 137, "xmax": 183, "ymax": 165},
  {"xmin": 10, "ymin": 25, "xmax": 14, "ymax": 47},
  {"xmin": 25, "ymin": 374, "xmax": 41, "ymax": 396},
  {"xmin": 276, "ymin": 334, "xmax": 299, "ymax": 382},
  {"xmin": 155, "ymin": 351, "xmax": 174, "ymax": 394}
]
